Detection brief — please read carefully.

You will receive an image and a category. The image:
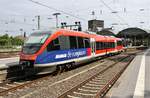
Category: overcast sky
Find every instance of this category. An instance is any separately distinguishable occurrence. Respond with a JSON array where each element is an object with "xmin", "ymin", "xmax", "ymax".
[{"xmin": 0, "ymin": 0, "xmax": 150, "ymax": 36}]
